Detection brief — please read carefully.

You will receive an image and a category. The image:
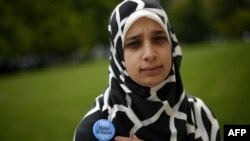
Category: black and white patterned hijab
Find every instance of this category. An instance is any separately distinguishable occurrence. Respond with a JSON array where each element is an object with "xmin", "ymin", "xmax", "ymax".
[{"xmin": 74, "ymin": 0, "xmax": 221, "ymax": 141}]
